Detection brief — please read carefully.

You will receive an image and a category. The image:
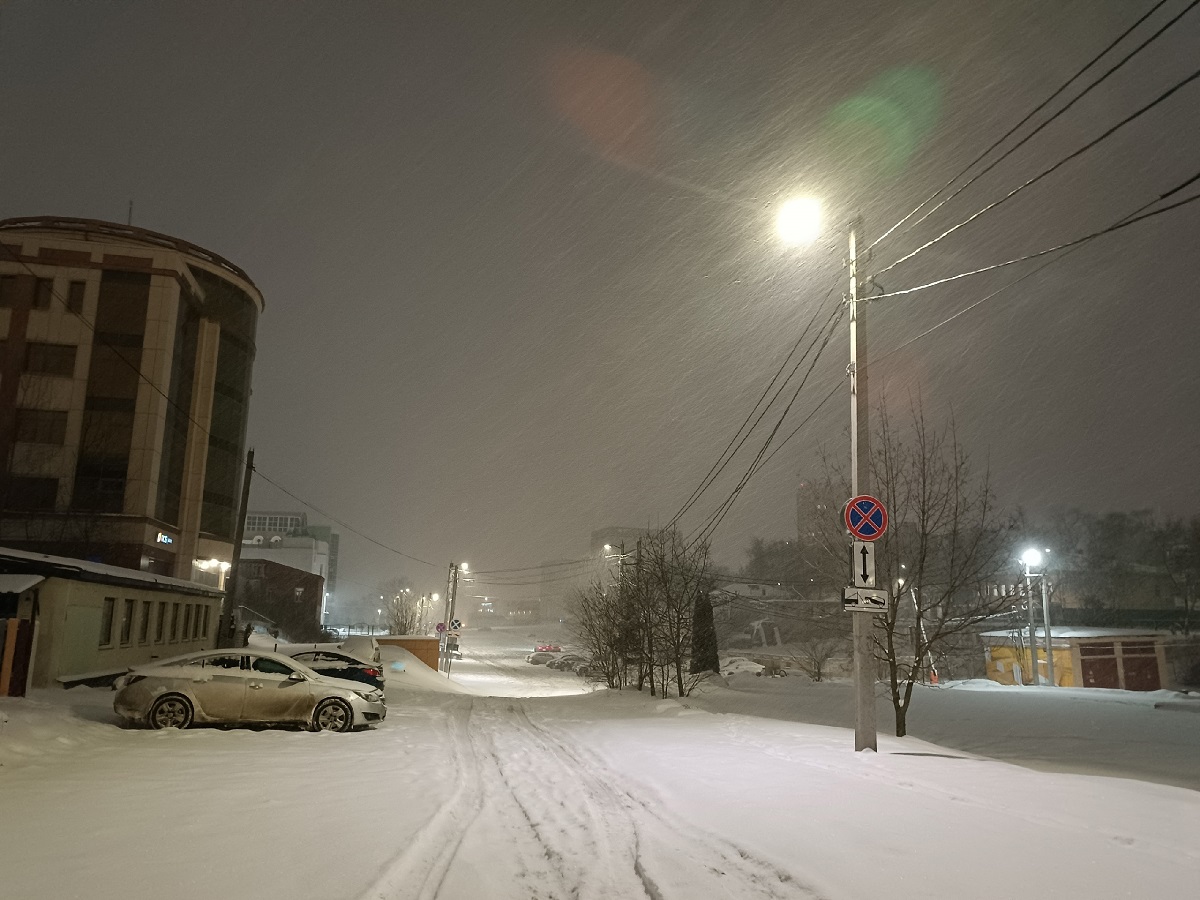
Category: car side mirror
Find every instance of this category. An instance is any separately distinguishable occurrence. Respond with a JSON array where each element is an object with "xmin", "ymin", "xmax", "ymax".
[{"xmin": 287, "ymin": 671, "xmax": 307, "ymax": 682}]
